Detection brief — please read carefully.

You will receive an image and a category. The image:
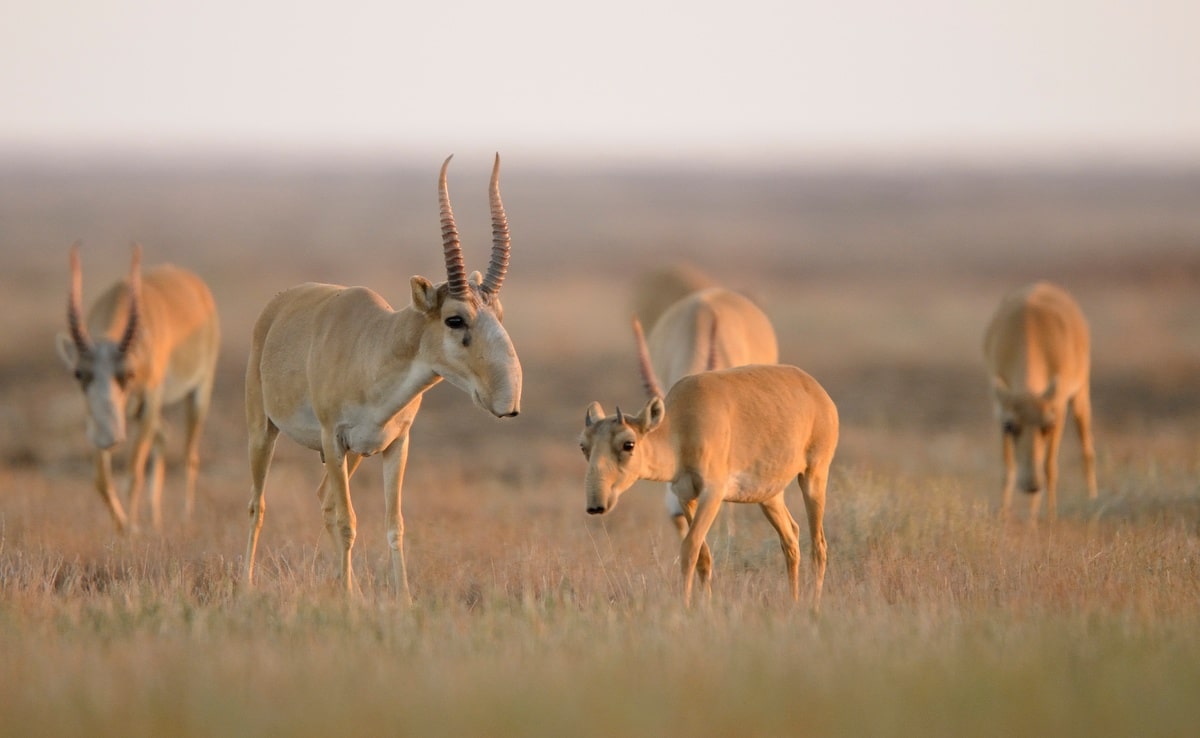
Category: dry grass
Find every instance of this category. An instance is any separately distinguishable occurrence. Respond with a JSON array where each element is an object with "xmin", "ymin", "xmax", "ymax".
[{"xmin": 1, "ymin": 160, "xmax": 1199, "ymax": 736}]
